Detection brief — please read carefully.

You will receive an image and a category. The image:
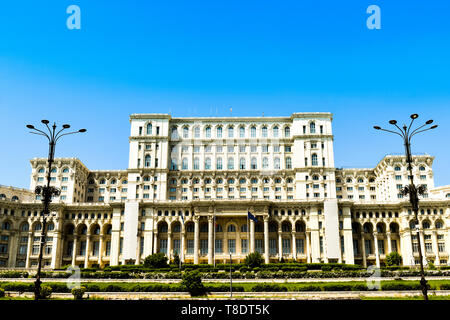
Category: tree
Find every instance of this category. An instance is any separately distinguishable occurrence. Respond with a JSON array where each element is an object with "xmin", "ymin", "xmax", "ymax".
[
  {"xmin": 181, "ymin": 270, "xmax": 207, "ymax": 297},
  {"xmin": 143, "ymin": 253, "xmax": 168, "ymax": 268},
  {"xmin": 385, "ymin": 252, "xmax": 402, "ymax": 266},
  {"xmin": 172, "ymin": 253, "xmax": 180, "ymax": 266},
  {"xmin": 244, "ymin": 252, "xmax": 264, "ymax": 269},
  {"xmin": 71, "ymin": 286, "xmax": 86, "ymax": 300}
]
